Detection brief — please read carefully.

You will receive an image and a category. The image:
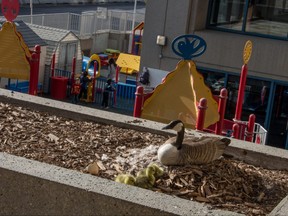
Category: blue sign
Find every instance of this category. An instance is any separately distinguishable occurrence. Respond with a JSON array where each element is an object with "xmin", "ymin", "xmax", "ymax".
[{"xmin": 172, "ymin": 35, "xmax": 207, "ymax": 60}]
